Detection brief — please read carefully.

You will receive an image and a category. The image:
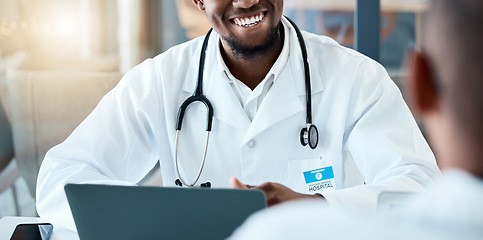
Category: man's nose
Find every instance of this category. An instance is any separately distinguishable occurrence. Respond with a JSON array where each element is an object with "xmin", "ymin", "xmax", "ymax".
[{"xmin": 233, "ymin": 0, "xmax": 259, "ymax": 9}]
